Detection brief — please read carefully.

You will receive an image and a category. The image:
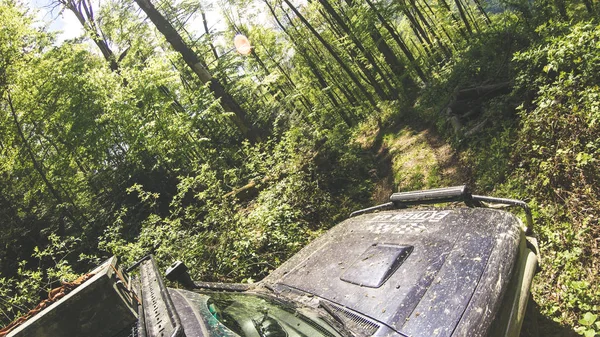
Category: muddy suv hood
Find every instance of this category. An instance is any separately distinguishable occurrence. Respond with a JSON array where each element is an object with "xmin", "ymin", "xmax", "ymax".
[{"xmin": 263, "ymin": 208, "xmax": 522, "ymax": 337}]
